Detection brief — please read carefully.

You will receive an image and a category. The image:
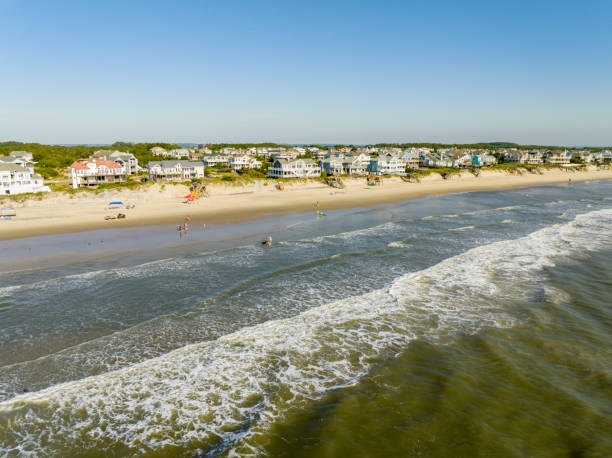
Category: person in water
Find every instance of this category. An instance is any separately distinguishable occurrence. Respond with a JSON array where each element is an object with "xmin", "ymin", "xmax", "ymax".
[{"xmin": 266, "ymin": 234, "xmax": 272, "ymax": 246}]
